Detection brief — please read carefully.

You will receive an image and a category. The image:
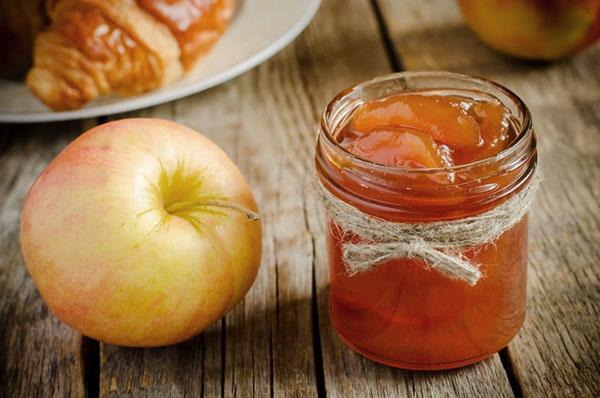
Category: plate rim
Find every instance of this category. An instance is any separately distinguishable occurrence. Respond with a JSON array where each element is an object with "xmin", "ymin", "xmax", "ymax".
[{"xmin": 0, "ymin": 0, "xmax": 320, "ymax": 124}]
